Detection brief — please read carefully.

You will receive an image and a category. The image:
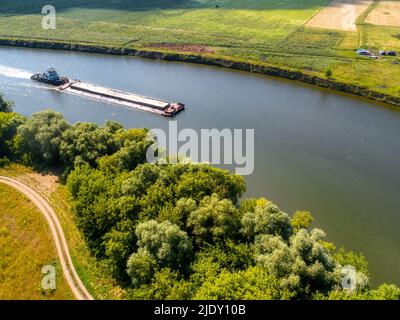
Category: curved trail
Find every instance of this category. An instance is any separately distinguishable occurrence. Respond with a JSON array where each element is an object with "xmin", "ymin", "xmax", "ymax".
[{"xmin": 0, "ymin": 176, "xmax": 94, "ymax": 300}]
